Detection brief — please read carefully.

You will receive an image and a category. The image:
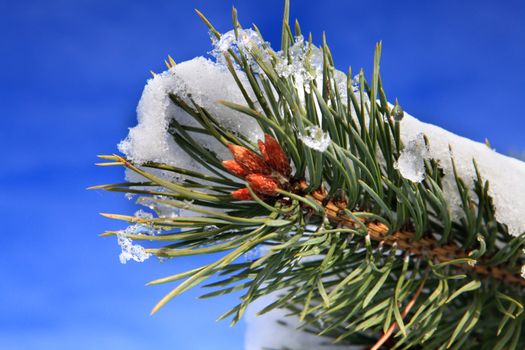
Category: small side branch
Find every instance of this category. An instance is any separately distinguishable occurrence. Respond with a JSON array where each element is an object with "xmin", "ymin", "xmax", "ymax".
[{"xmin": 370, "ymin": 274, "xmax": 428, "ymax": 350}]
